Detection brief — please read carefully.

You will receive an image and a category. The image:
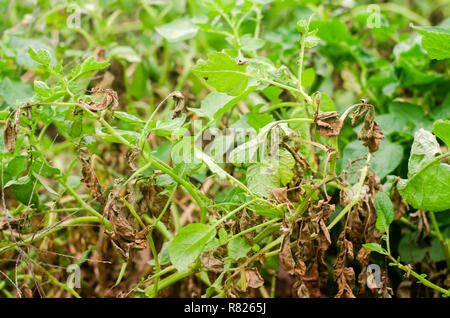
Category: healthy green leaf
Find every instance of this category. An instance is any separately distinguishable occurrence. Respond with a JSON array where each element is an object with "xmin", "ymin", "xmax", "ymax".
[
  {"xmin": 398, "ymin": 129, "xmax": 450, "ymax": 212},
  {"xmin": 362, "ymin": 243, "xmax": 388, "ymax": 255},
  {"xmin": 412, "ymin": 25, "xmax": 450, "ymax": 60},
  {"xmin": 227, "ymin": 236, "xmax": 251, "ymax": 261},
  {"xmin": 156, "ymin": 18, "xmax": 199, "ymax": 42},
  {"xmin": 432, "ymin": 119, "xmax": 450, "ymax": 147},
  {"xmin": 168, "ymin": 223, "xmax": 216, "ymax": 272},
  {"xmin": 374, "ymin": 192, "xmax": 394, "ymax": 233},
  {"xmin": 192, "ymin": 51, "xmax": 250, "ymax": 96}
]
